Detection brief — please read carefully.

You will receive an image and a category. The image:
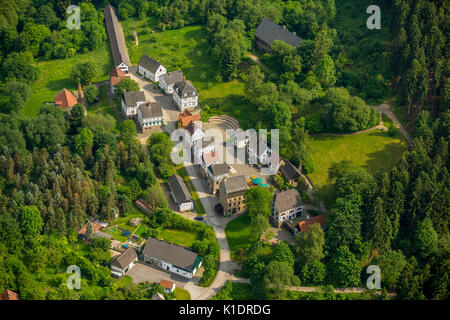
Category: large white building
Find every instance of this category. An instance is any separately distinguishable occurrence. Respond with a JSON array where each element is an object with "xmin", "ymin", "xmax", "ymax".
[
  {"xmin": 159, "ymin": 70, "xmax": 184, "ymax": 94},
  {"xmin": 138, "ymin": 101, "xmax": 163, "ymax": 130},
  {"xmin": 142, "ymin": 237, "xmax": 202, "ymax": 279},
  {"xmin": 138, "ymin": 54, "xmax": 166, "ymax": 82},
  {"xmin": 173, "ymin": 80, "xmax": 198, "ymax": 110},
  {"xmin": 271, "ymin": 189, "xmax": 304, "ymax": 228},
  {"xmin": 121, "ymin": 91, "xmax": 146, "ymax": 118}
]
